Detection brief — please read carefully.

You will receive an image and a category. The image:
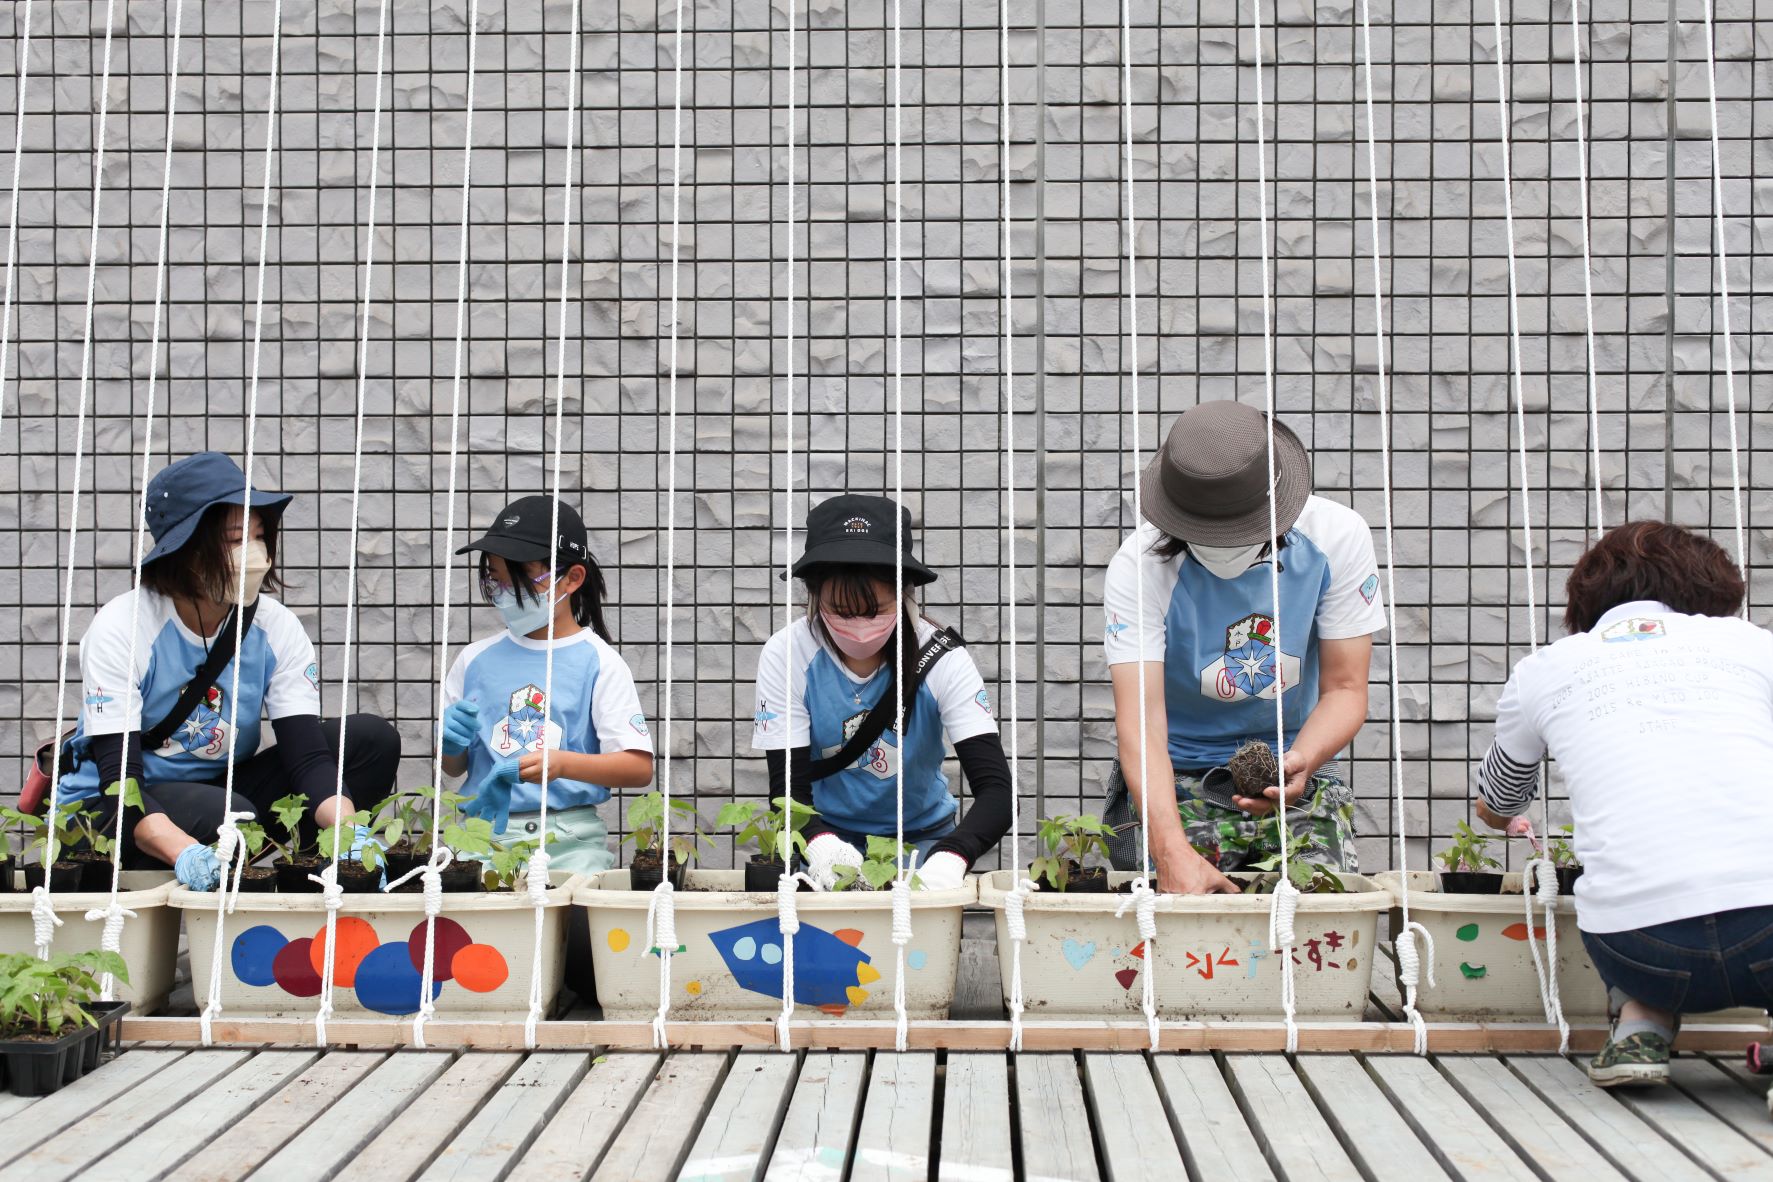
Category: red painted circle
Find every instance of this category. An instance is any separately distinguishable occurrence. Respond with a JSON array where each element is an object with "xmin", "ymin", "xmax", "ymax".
[
  {"xmin": 273, "ymin": 937, "xmax": 323, "ymax": 997},
  {"xmin": 408, "ymin": 917, "xmax": 473, "ymax": 983}
]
